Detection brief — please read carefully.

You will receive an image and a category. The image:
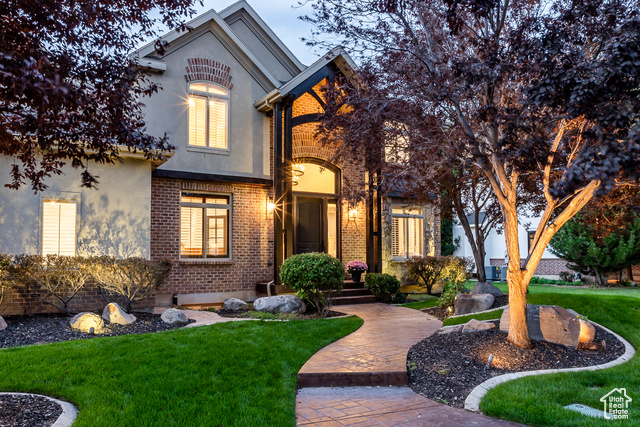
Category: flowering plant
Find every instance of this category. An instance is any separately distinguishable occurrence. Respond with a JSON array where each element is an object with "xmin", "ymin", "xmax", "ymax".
[{"xmin": 346, "ymin": 260, "xmax": 368, "ymax": 273}]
